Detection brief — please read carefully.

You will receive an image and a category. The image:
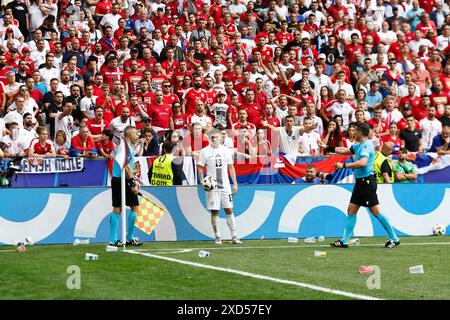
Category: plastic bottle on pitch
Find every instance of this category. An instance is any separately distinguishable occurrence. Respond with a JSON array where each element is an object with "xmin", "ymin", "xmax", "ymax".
[
  {"xmin": 304, "ymin": 237, "xmax": 316, "ymax": 243},
  {"xmin": 198, "ymin": 250, "xmax": 210, "ymax": 258},
  {"xmin": 287, "ymin": 237, "xmax": 298, "ymax": 243}
]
